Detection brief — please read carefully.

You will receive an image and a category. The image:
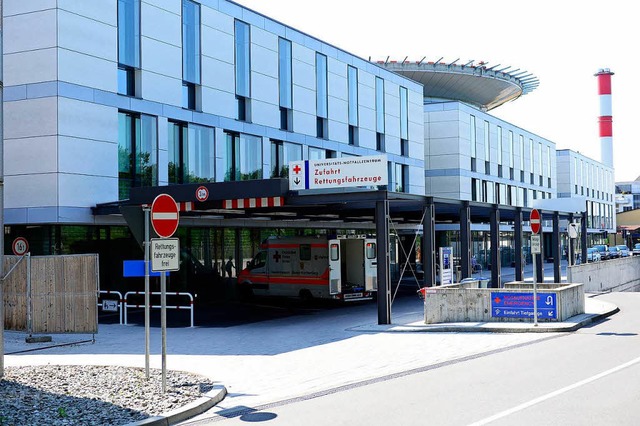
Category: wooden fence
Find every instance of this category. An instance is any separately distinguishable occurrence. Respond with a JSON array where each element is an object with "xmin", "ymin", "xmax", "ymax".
[{"xmin": 3, "ymin": 254, "xmax": 99, "ymax": 333}]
